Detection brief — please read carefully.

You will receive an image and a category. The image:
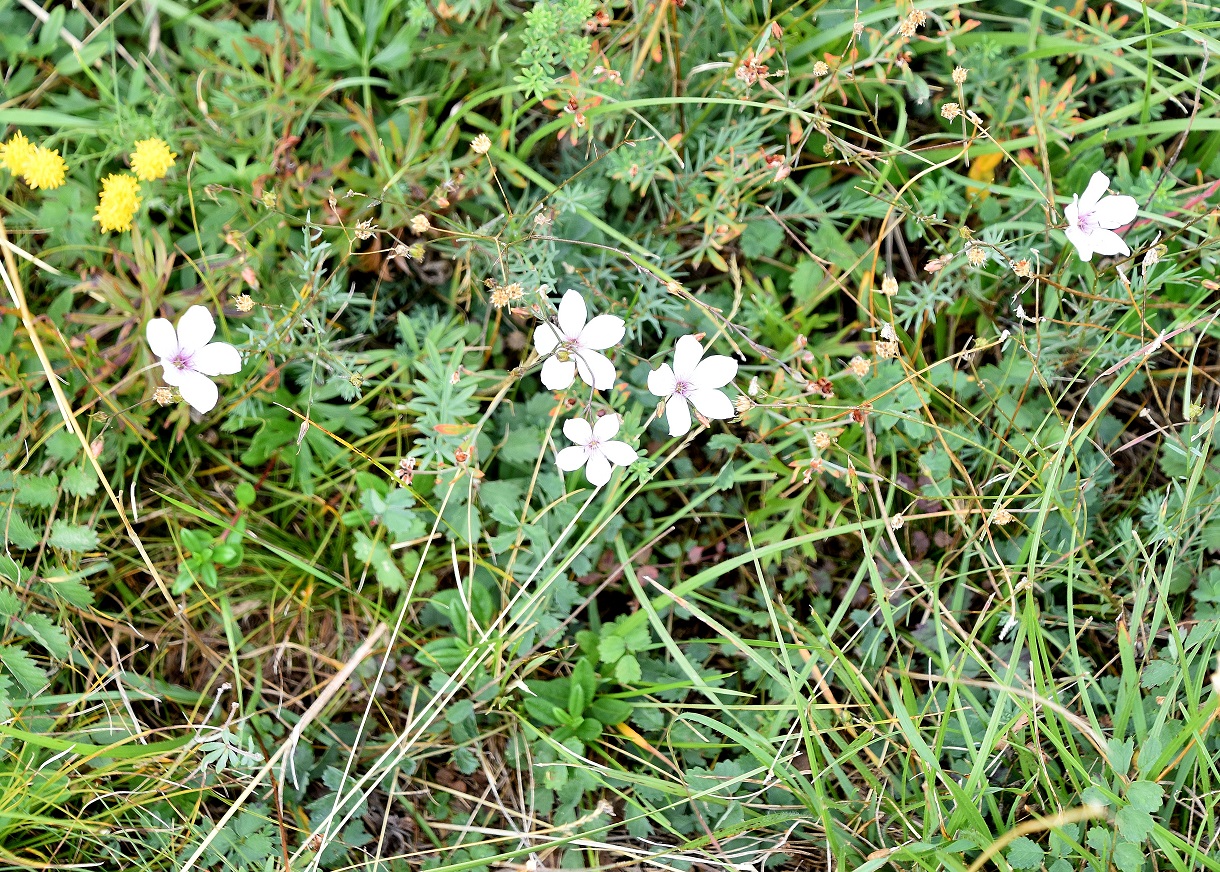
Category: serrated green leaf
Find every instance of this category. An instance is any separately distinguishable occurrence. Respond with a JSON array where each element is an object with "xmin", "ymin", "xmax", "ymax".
[
  {"xmin": 614, "ymin": 654, "xmax": 641, "ymax": 684},
  {"xmin": 0, "ymin": 590, "xmax": 20, "ymax": 618},
  {"xmin": 1139, "ymin": 659, "xmax": 1175, "ymax": 689},
  {"xmin": 14, "ymin": 474, "xmax": 58, "ymax": 508},
  {"xmin": 2, "ymin": 510, "xmax": 41, "ymax": 549},
  {"xmin": 1115, "ymin": 806, "xmax": 1154, "ymax": 842},
  {"xmin": 45, "ymin": 575, "xmax": 94, "ymax": 608},
  {"xmin": 1006, "ymin": 837, "xmax": 1044, "ymax": 870},
  {"xmin": 0, "ymin": 645, "xmax": 48, "ymax": 694},
  {"xmin": 48, "ymin": 520, "xmax": 99, "ymax": 552},
  {"xmin": 597, "ymin": 634, "xmax": 625, "ymax": 664},
  {"xmin": 60, "ymin": 464, "xmax": 98, "ymax": 499},
  {"xmin": 352, "ymin": 531, "xmax": 405, "ymax": 592},
  {"xmin": 44, "ymin": 429, "xmax": 80, "ymax": 462},
  {"xmin": 17, "ymin": 613, "xmax": 70, "ymax": 660},
  {"xmin": 1113, "ymin": 842, "xmax": 1144, "ymax": 872},
  {"xmin": 1126, "ymin": 780, "xmax": 1164, "ymax": 813}
]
